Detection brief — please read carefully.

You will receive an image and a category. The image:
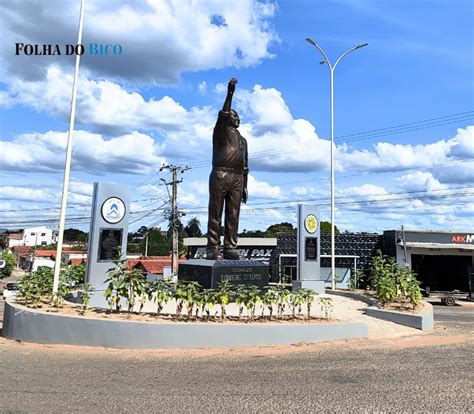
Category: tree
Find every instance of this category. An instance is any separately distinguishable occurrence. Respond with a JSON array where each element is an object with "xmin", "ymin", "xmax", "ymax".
[
  {"xmin": 320, "ymin": 221, "xmax": 340, "ymax": 234},
  {"xmin": 239, "ymin": 229, "xmax": 265, "ymax": 237},
  {"xmin": 0, "ymin": 252, "xmax": 17, "ymax": 278},
  {"xmin": 64, "ymin": 228, "xmax": 88, "ymax": 242},
  {"xmin": 184, "ymin": 217, "xmax": 202, "ymax": 237},
  {"xmin": 140, "ymin": 229, "xmax": 169, "ymax": 256},
  {"xmin": 265, "ymin": 222, "xmax": 296, "ymax": 237}
]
